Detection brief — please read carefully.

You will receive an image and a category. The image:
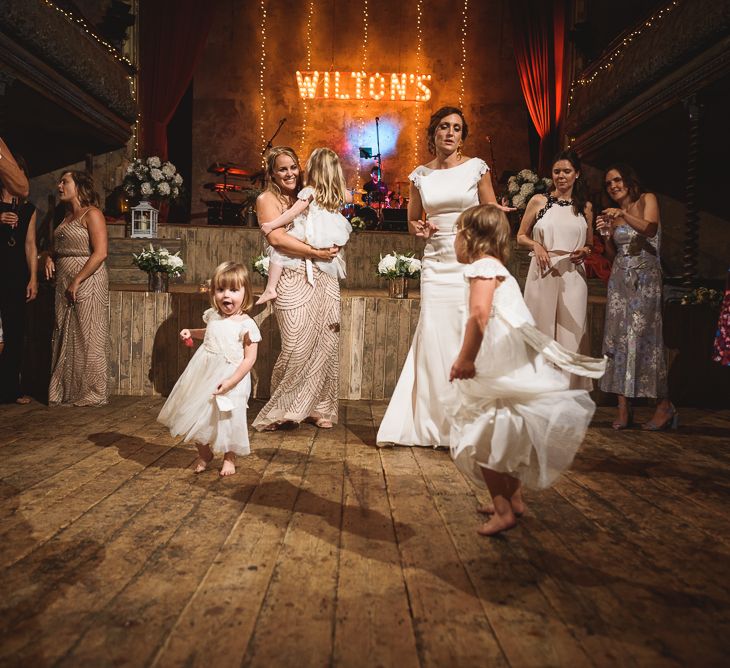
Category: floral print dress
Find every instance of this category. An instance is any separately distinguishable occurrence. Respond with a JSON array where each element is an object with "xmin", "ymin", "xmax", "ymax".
[
  {"xmin": 600, "ymin": 224, "xmax": 668, "ymax": 398},
  {"xmin": 713, "ymin": 283, "xmax": 730, "ymax": 366}
]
